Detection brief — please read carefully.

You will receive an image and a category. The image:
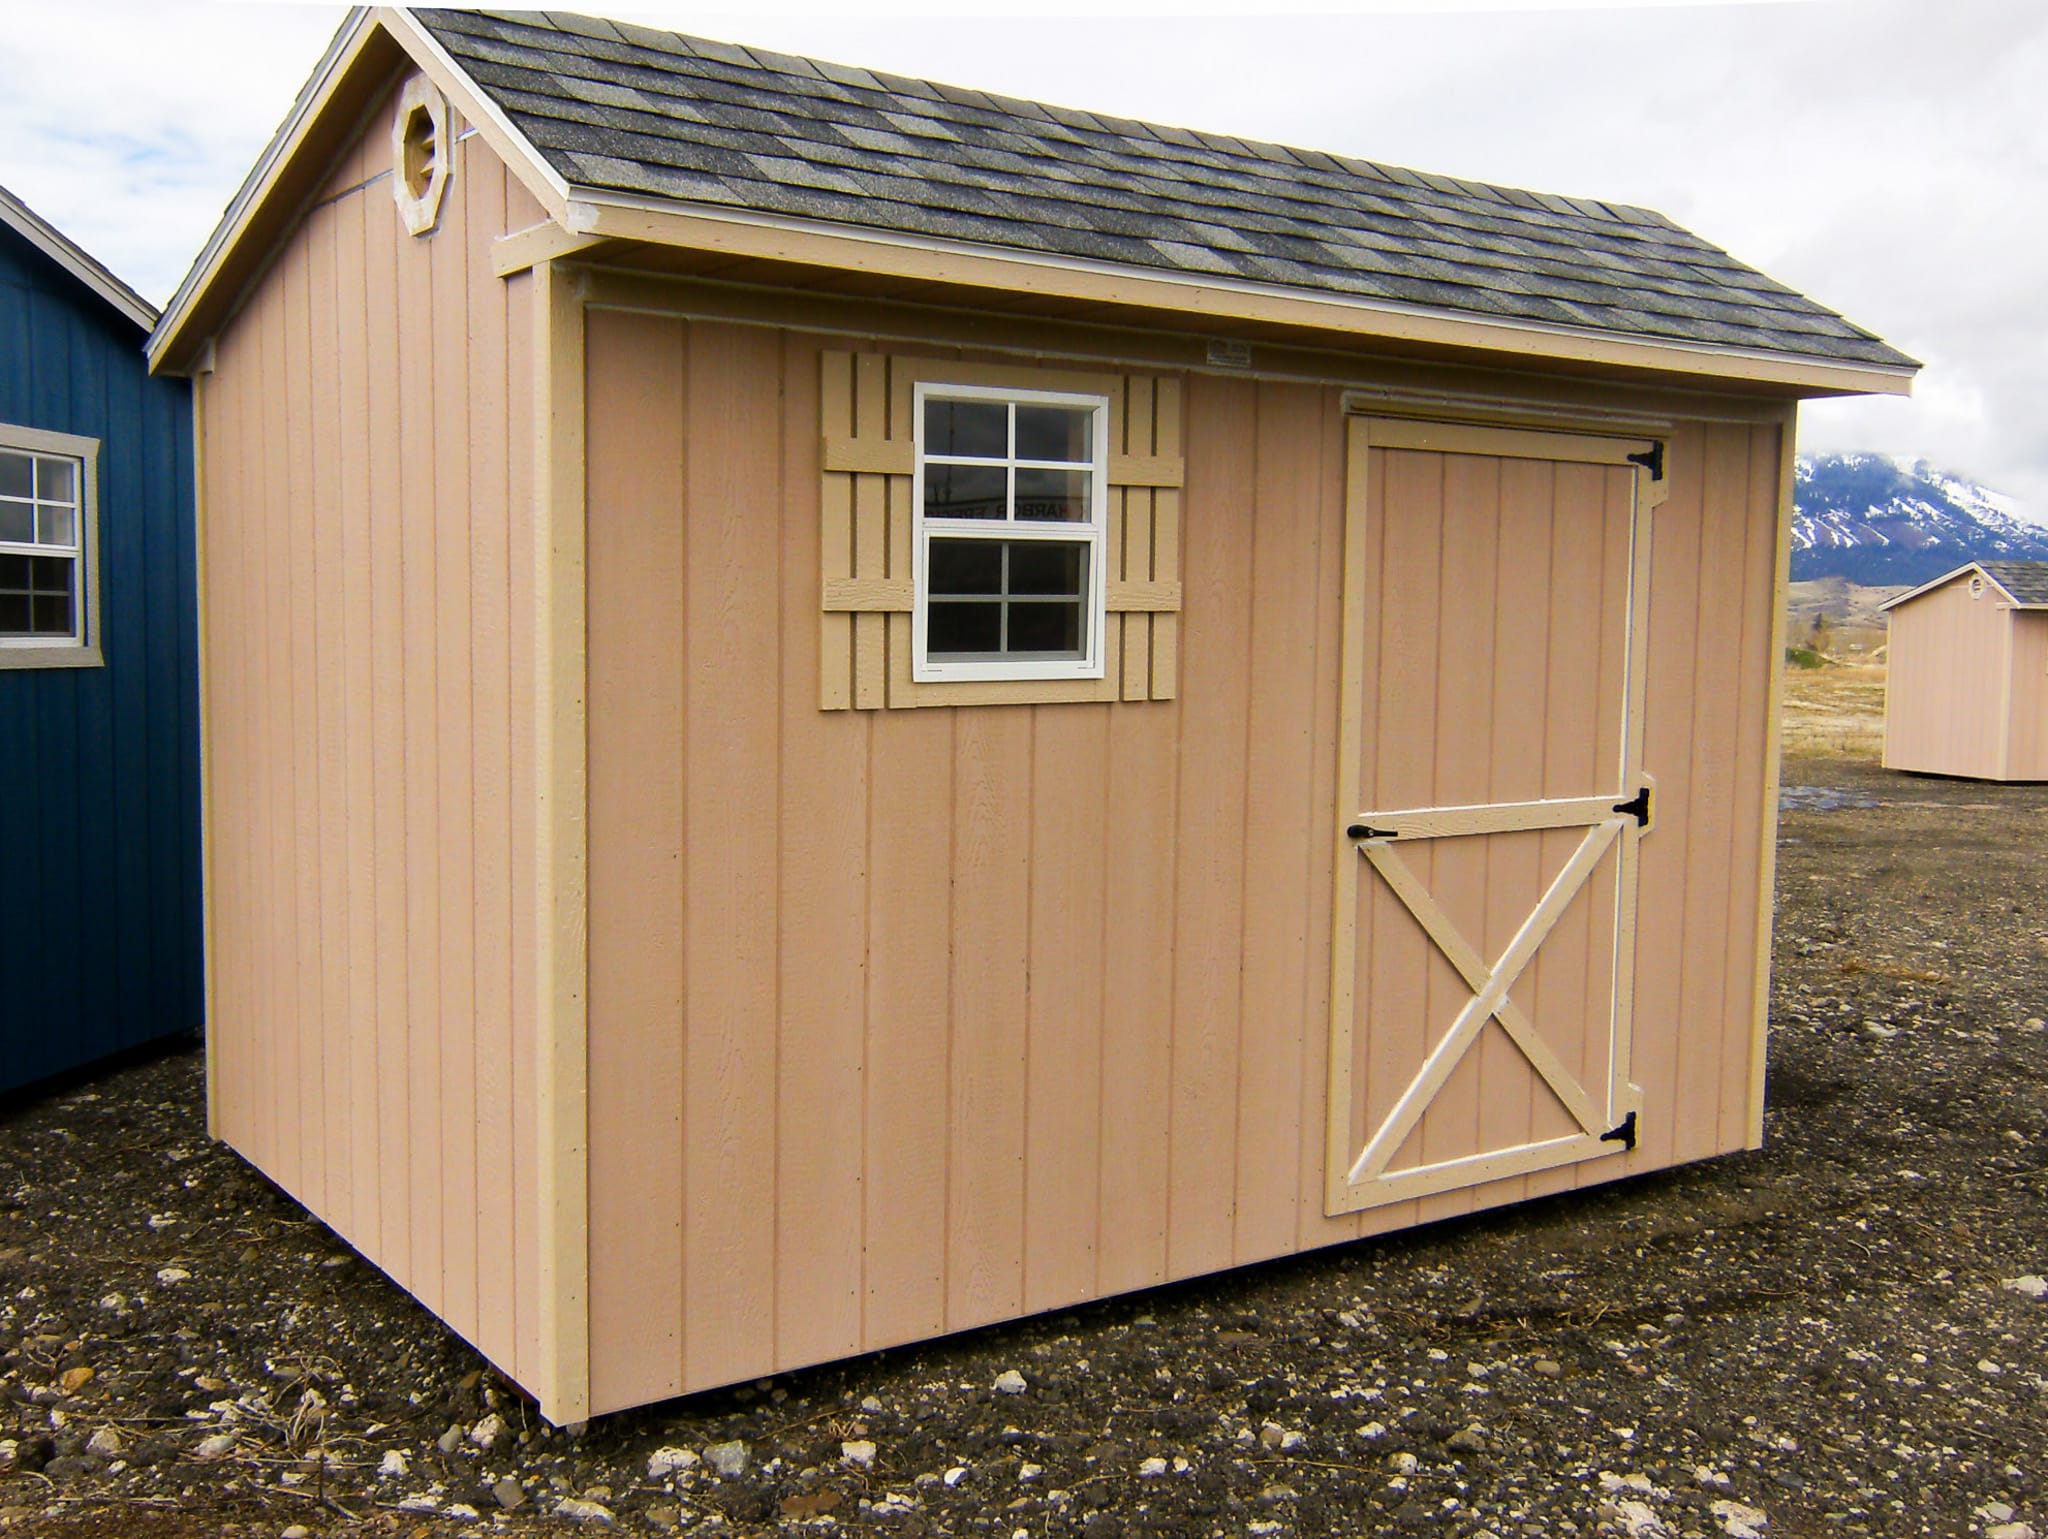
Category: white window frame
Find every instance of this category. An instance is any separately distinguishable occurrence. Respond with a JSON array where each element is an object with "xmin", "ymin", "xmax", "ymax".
[
  {"xmin": 0, "ymin": 422, "xmax": 101, "ymax": 670},
  {"xmin": 912, "ymin": 381, "xmax": 1110, "ymax": 684}
]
